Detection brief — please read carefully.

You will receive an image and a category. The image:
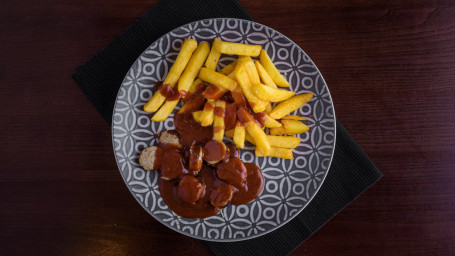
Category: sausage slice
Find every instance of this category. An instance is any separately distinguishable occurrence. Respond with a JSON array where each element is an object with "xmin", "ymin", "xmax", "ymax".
[
  {"xmin": 177, "ymin": 175, "xmax": 205, "ymax": 204},
  {"xmin": 209, "ymin": 183, "xmax": 234, "ymax": 209},
  {"xmin": 203, "ymin": 140, "xmax": 227, "ymax": 165},
  {"xmin": 139, "ymin": 146, "xmax": 163, "ymax": 171},
  {"xmin": 188, "ymin": 145, "xmax": 203, "ymax": 172},
  {"xmin": 159, "ymin": 130, "xmax": 182, "ymax": 149}
]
